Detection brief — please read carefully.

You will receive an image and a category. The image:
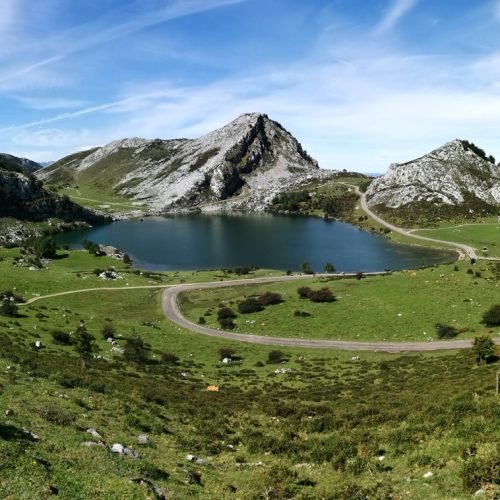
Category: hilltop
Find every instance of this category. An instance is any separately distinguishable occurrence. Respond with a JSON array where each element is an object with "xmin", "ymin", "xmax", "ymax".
[
  {"xmin": 37, "ymin": 113, "xmax": 335, "ymax": 214},
  {"xmin": 366, "ymin": 140, "xmax": 500, "ymax": 225}
]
